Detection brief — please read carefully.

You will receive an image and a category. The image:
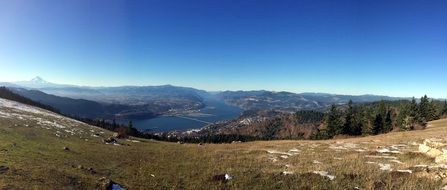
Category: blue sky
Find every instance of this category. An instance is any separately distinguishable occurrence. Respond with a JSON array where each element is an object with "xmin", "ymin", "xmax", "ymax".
[{"xmin": 0, "ymin": 0, "xmax": 446, "ymax": 98}]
